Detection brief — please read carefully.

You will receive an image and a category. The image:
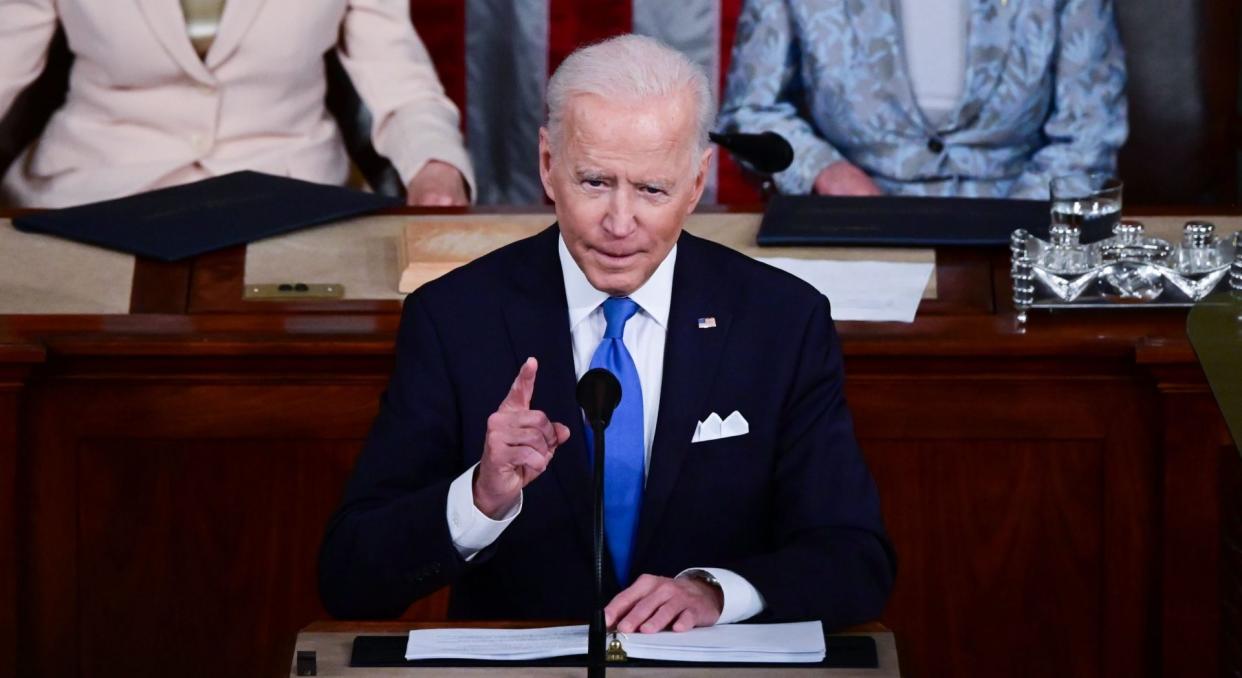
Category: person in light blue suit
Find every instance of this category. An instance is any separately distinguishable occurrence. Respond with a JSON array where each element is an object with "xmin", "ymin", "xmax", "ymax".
[{"xmin": 718, "ymin": 0, "xmax": 1128, "ymax": 199}]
